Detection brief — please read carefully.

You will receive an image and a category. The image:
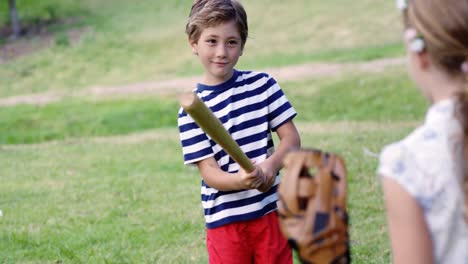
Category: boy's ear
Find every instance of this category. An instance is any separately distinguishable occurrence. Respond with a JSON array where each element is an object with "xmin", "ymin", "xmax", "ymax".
[{"xmin": 189, "ymin": 38, "xmax": 198, "ymax": 55}]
